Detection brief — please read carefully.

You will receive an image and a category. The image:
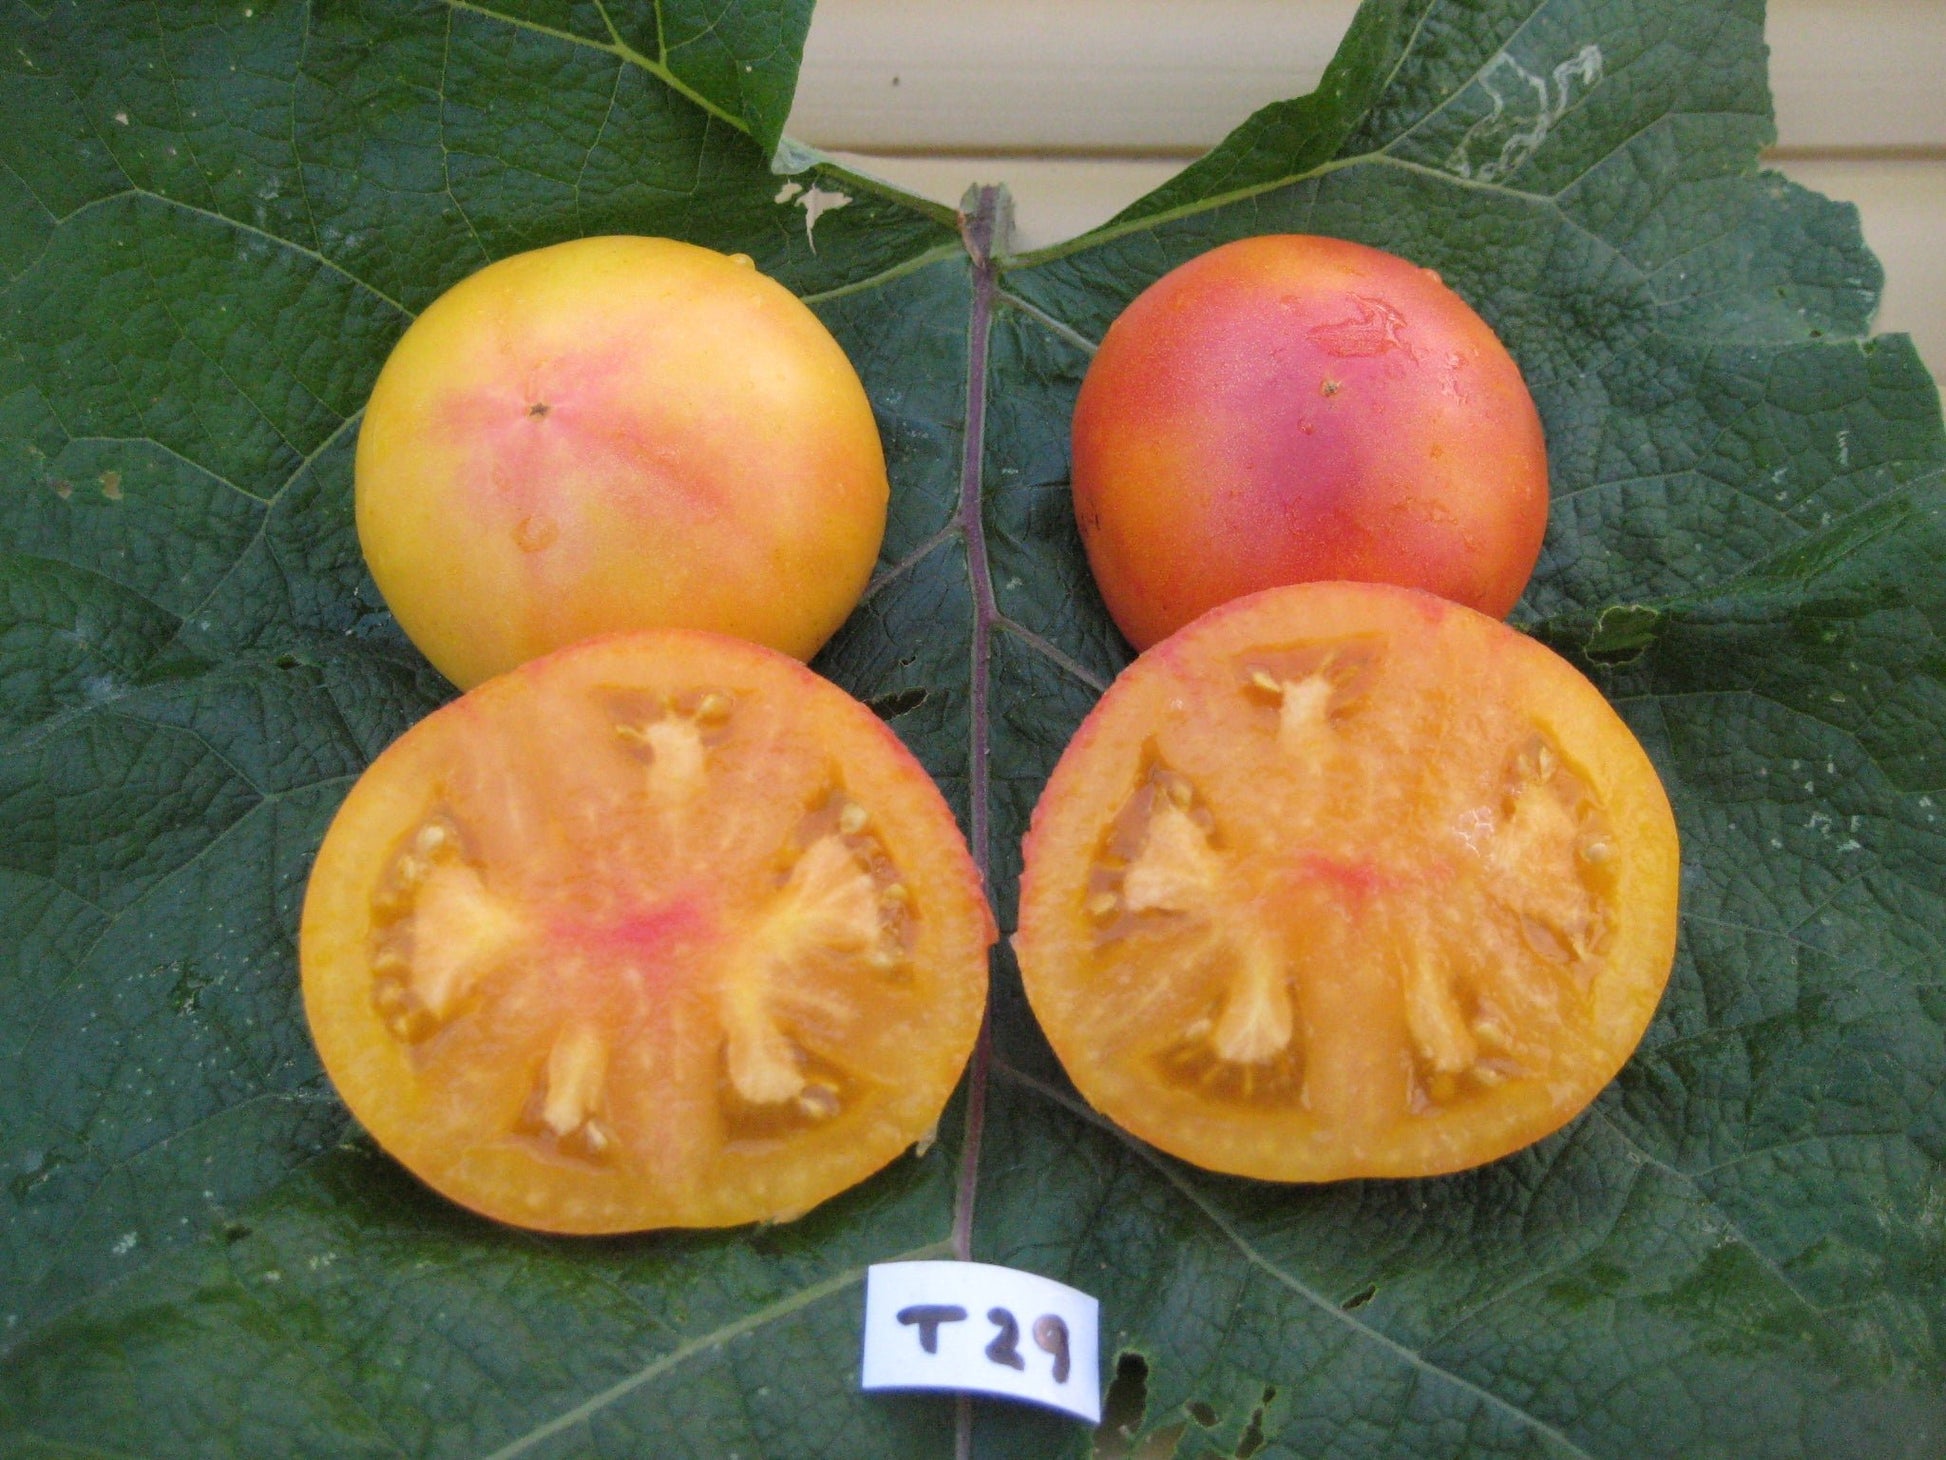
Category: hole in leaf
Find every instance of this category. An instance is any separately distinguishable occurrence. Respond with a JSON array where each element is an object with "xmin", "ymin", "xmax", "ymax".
[
  {"xmin": 1093, "ymin": 1351, "xmax": 1150, "ymax": 1458},
  {"xmin": 1342, "ymin": 1283, "xmax": 1377, "ymax": 1311},
  {"xmin": 1187, "ymin": 1401, "xmax": 1219, "ymax": 1427},
  {"xmin": 1235, "ymin": 1412, "xmax": 1266, "ymax": 1457},
  {"xmin": 221, "ymin": 1222, "xmax": 252, "ymax": 1243},
  {"xmin": 1233, "ymin": 1387, "xmax": 1276, "ymax": 1459},
  {"xmin": 868, "ymin": 687, "xmax": 929, "ymax": 721},
  {"xmin": 1135, "ymin": 1426, "xmax": 1187, "ymax": 1459}
]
